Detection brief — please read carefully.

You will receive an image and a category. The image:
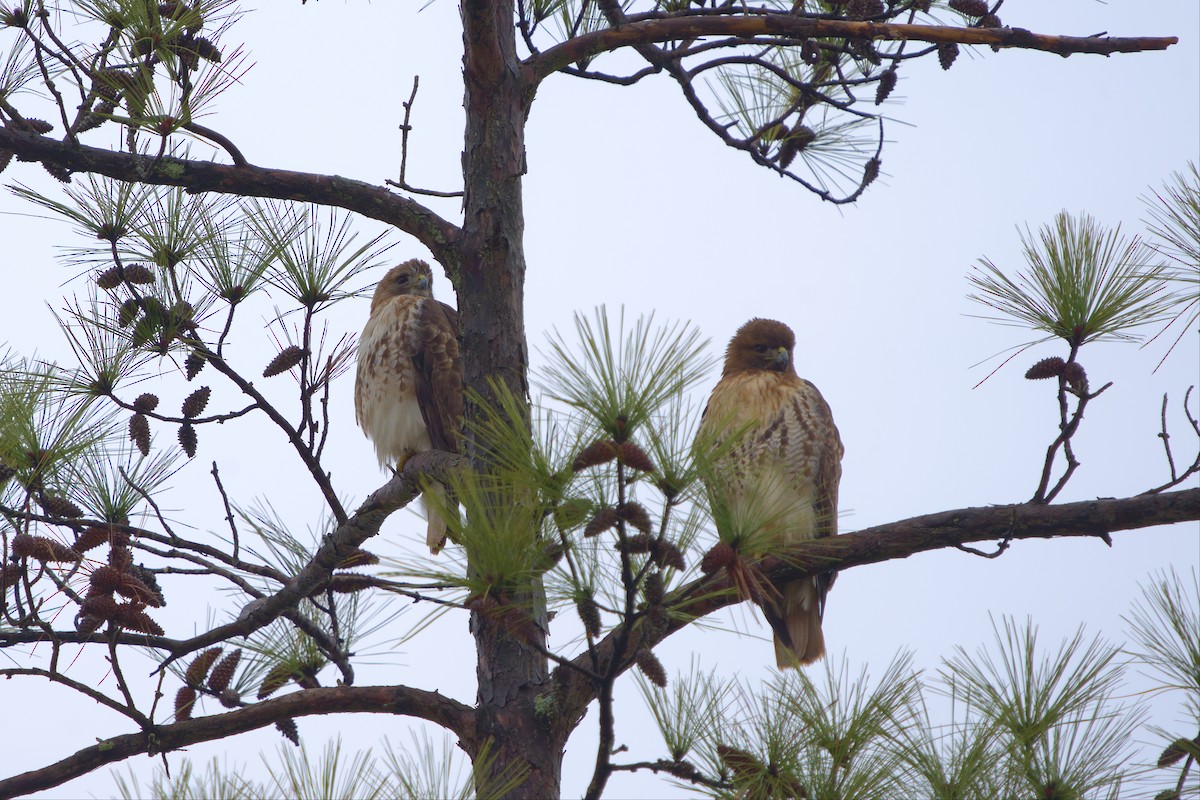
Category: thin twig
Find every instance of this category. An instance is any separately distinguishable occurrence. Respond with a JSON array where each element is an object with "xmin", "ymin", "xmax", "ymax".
[
  {"xmin": 210, "ymin": 461, "xmax": 240, "ymax": 562},
  {"xmin": 387, "ymin": 76, "xmax": 464, "ymax": 199}
]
